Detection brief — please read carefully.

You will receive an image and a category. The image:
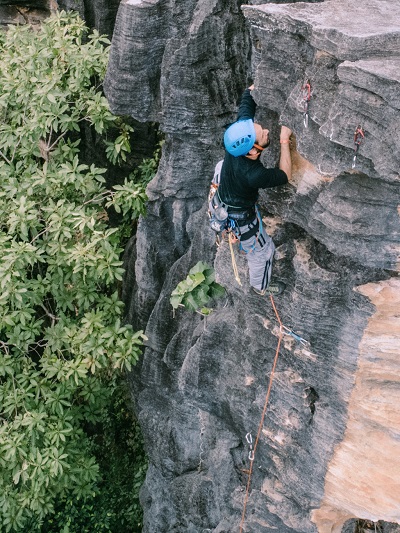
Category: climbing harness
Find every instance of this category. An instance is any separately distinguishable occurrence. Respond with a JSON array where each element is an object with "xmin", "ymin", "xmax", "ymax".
[
  {"xmin": 239, "ymin": 295, "xmax": 283, "ymax": 533},
  {"xmin": 352, "ymin": 125, "xmax": 365, "ymax": 168},
  {"xmin": 281, "ymin": 325, "xmax": 310, "ymax": 347},
  {"xmin": 226, "ymin": 204, "xmax": 265, "ymax": 287},
  {"xmin": 208, "ymin": 161, "xmax": 254, "ymax": 237},
  {"xmin": 210, "ymin": 202, "xmax": 229, "ymax": 233},
  {"xmin": 302, "ymin": 79, "xmax": 312, "ymax": 128}
]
